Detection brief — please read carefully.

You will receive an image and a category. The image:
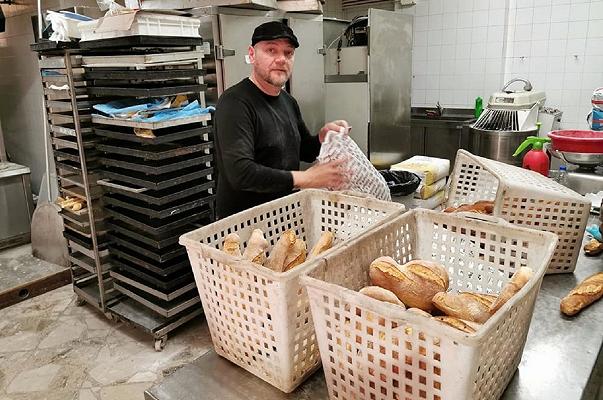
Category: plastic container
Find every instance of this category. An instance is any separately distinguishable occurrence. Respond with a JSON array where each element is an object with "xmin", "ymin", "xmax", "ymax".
[
  {"xmin": 447, "ymin": 150, "xmax": 590, "ymax": 274},
  {"xmin": 179, "ymin": 189, "xmax": 405, "ymax": 392},
  {"xmin": 557, "ymin": 165, "xmax": 568, "ymax": 187},
  {"xmin": 79, "ymin": 12, "xmax": 201, "ymax": 42},
  {"xmin": 548, "ymin": 129, "xmax": 603, "ymax": 153},
  {"xmin": 512, "ymin": 136, "xmax": 550, "ymax": 176},
  {"xmin": 302, "ymin": 209, "xmax": 558, "ymax": 400}
]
